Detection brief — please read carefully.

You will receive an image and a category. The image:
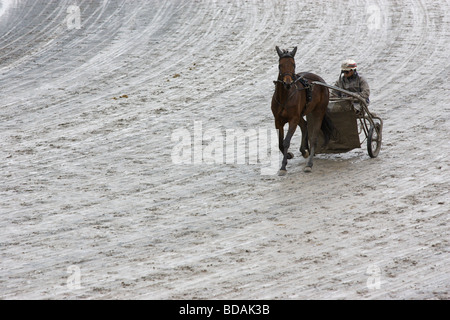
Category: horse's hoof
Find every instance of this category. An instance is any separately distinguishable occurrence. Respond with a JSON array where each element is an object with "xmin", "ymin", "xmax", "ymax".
[
  {"xmin": 302, "ymin": 151, "xmax": 310, "ymax": 159},
  {"xmin": 278, "ymin": 170, "xmax": 287, "ymax": 176},
  {"xmin": 287, "ymin": 152, "xmax": 294, "ymax": 159},
  {"xmin": 303, "ymin": 166, "xmax": 312, "ymax": 173}
]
